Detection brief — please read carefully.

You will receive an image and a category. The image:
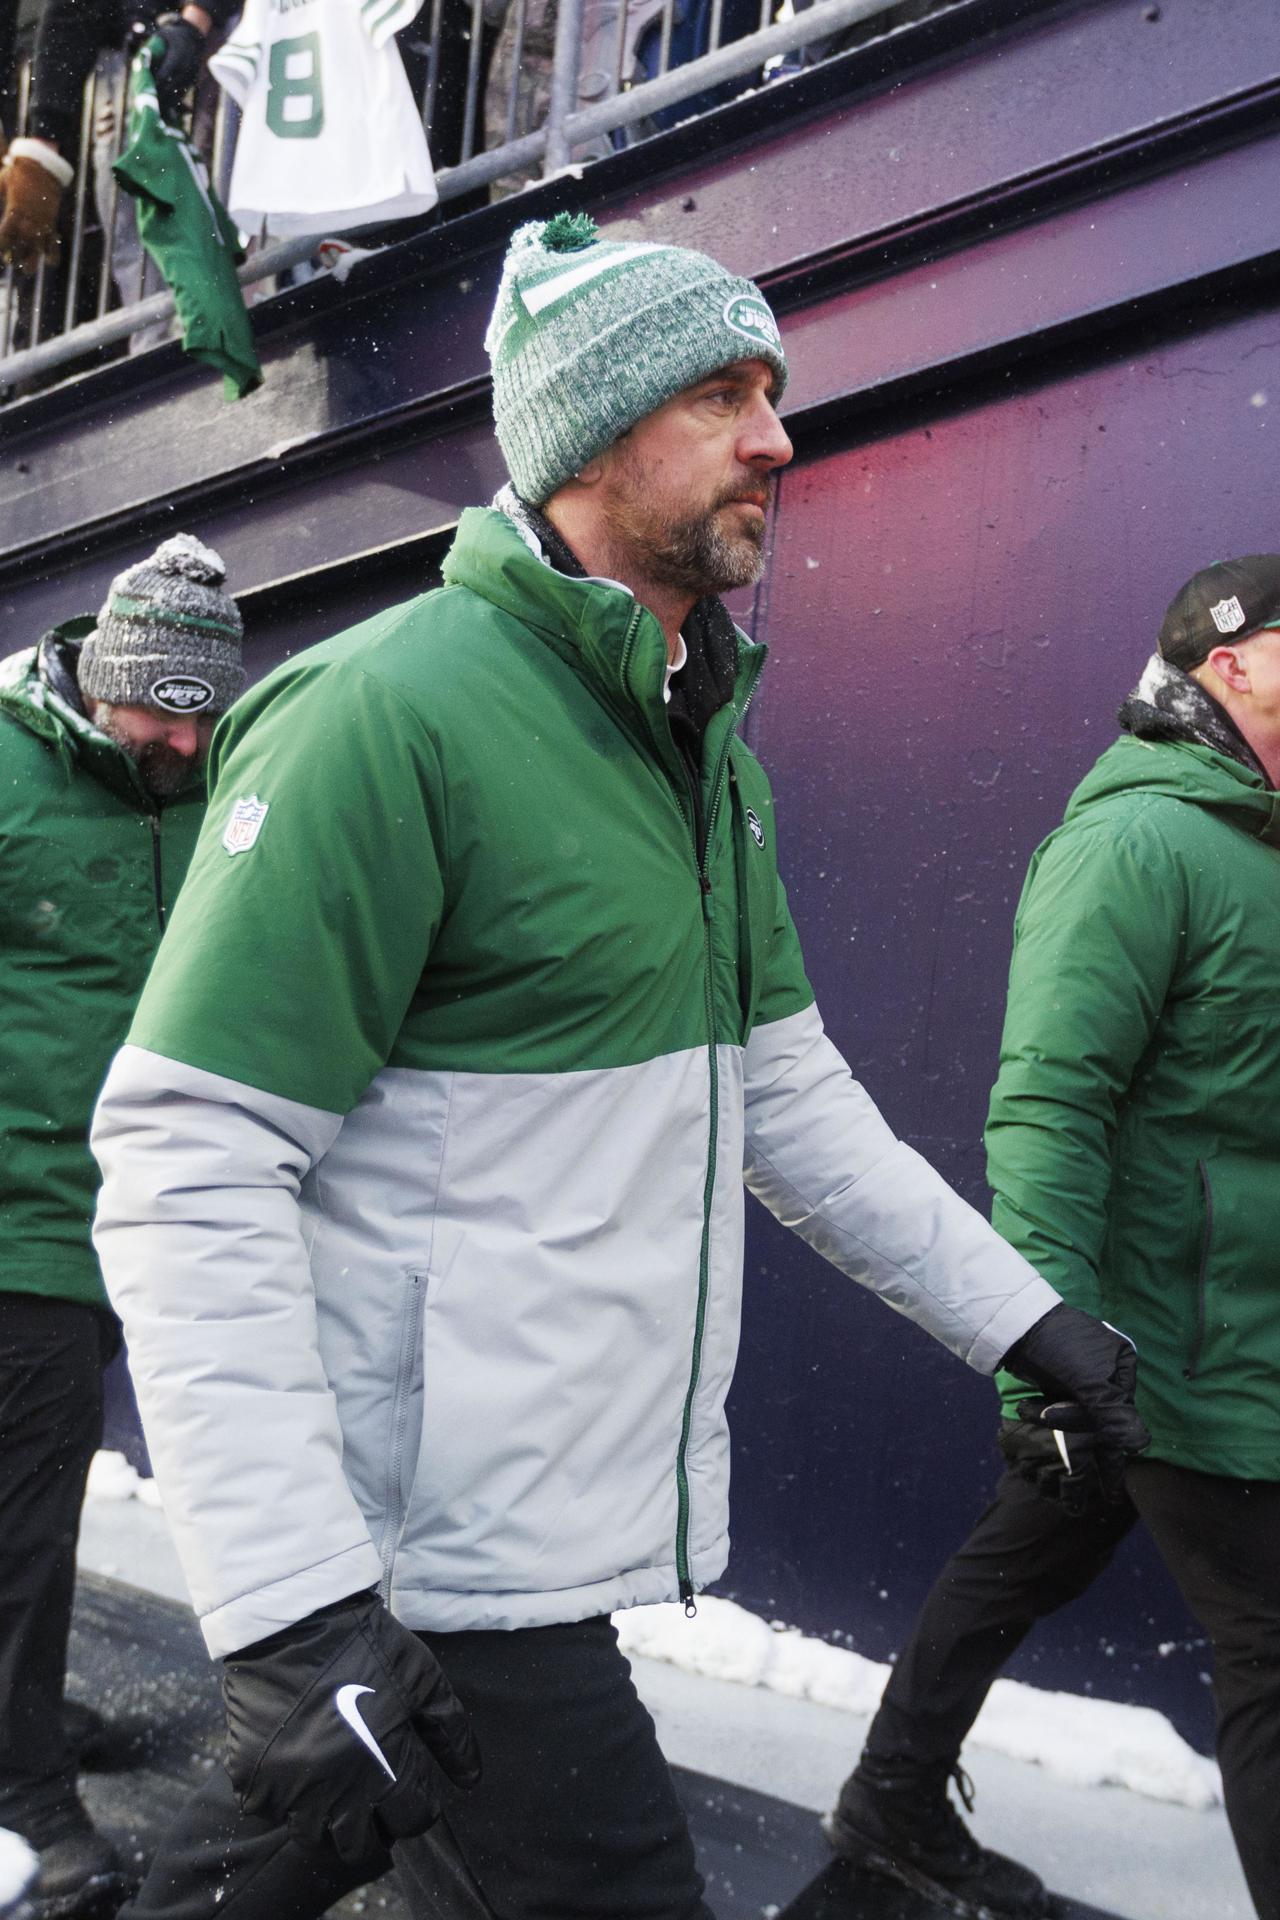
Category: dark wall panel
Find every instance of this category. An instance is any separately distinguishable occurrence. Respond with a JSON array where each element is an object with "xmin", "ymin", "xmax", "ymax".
[{"xmin": 720, "ymin": 301, "xmax": 1280, "ymax": 1750}]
